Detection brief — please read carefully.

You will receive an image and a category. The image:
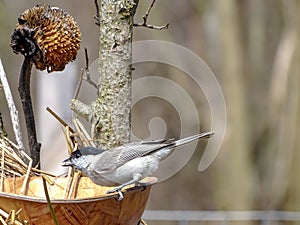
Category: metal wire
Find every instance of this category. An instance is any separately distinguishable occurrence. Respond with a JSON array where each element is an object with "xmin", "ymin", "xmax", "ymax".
[{"xmin": 143, "ymin": 210, "xmax": 300, "ymax": 222}]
